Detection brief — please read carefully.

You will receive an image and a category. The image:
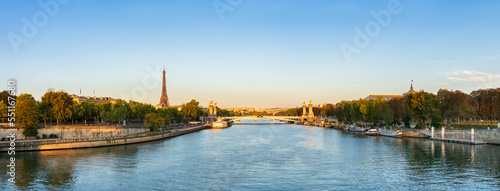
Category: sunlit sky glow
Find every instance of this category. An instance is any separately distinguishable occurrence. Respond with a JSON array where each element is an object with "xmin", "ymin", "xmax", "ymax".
[{"xmin": 1, "ymin": 0, "xmax": 499, "ymax": 108}]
